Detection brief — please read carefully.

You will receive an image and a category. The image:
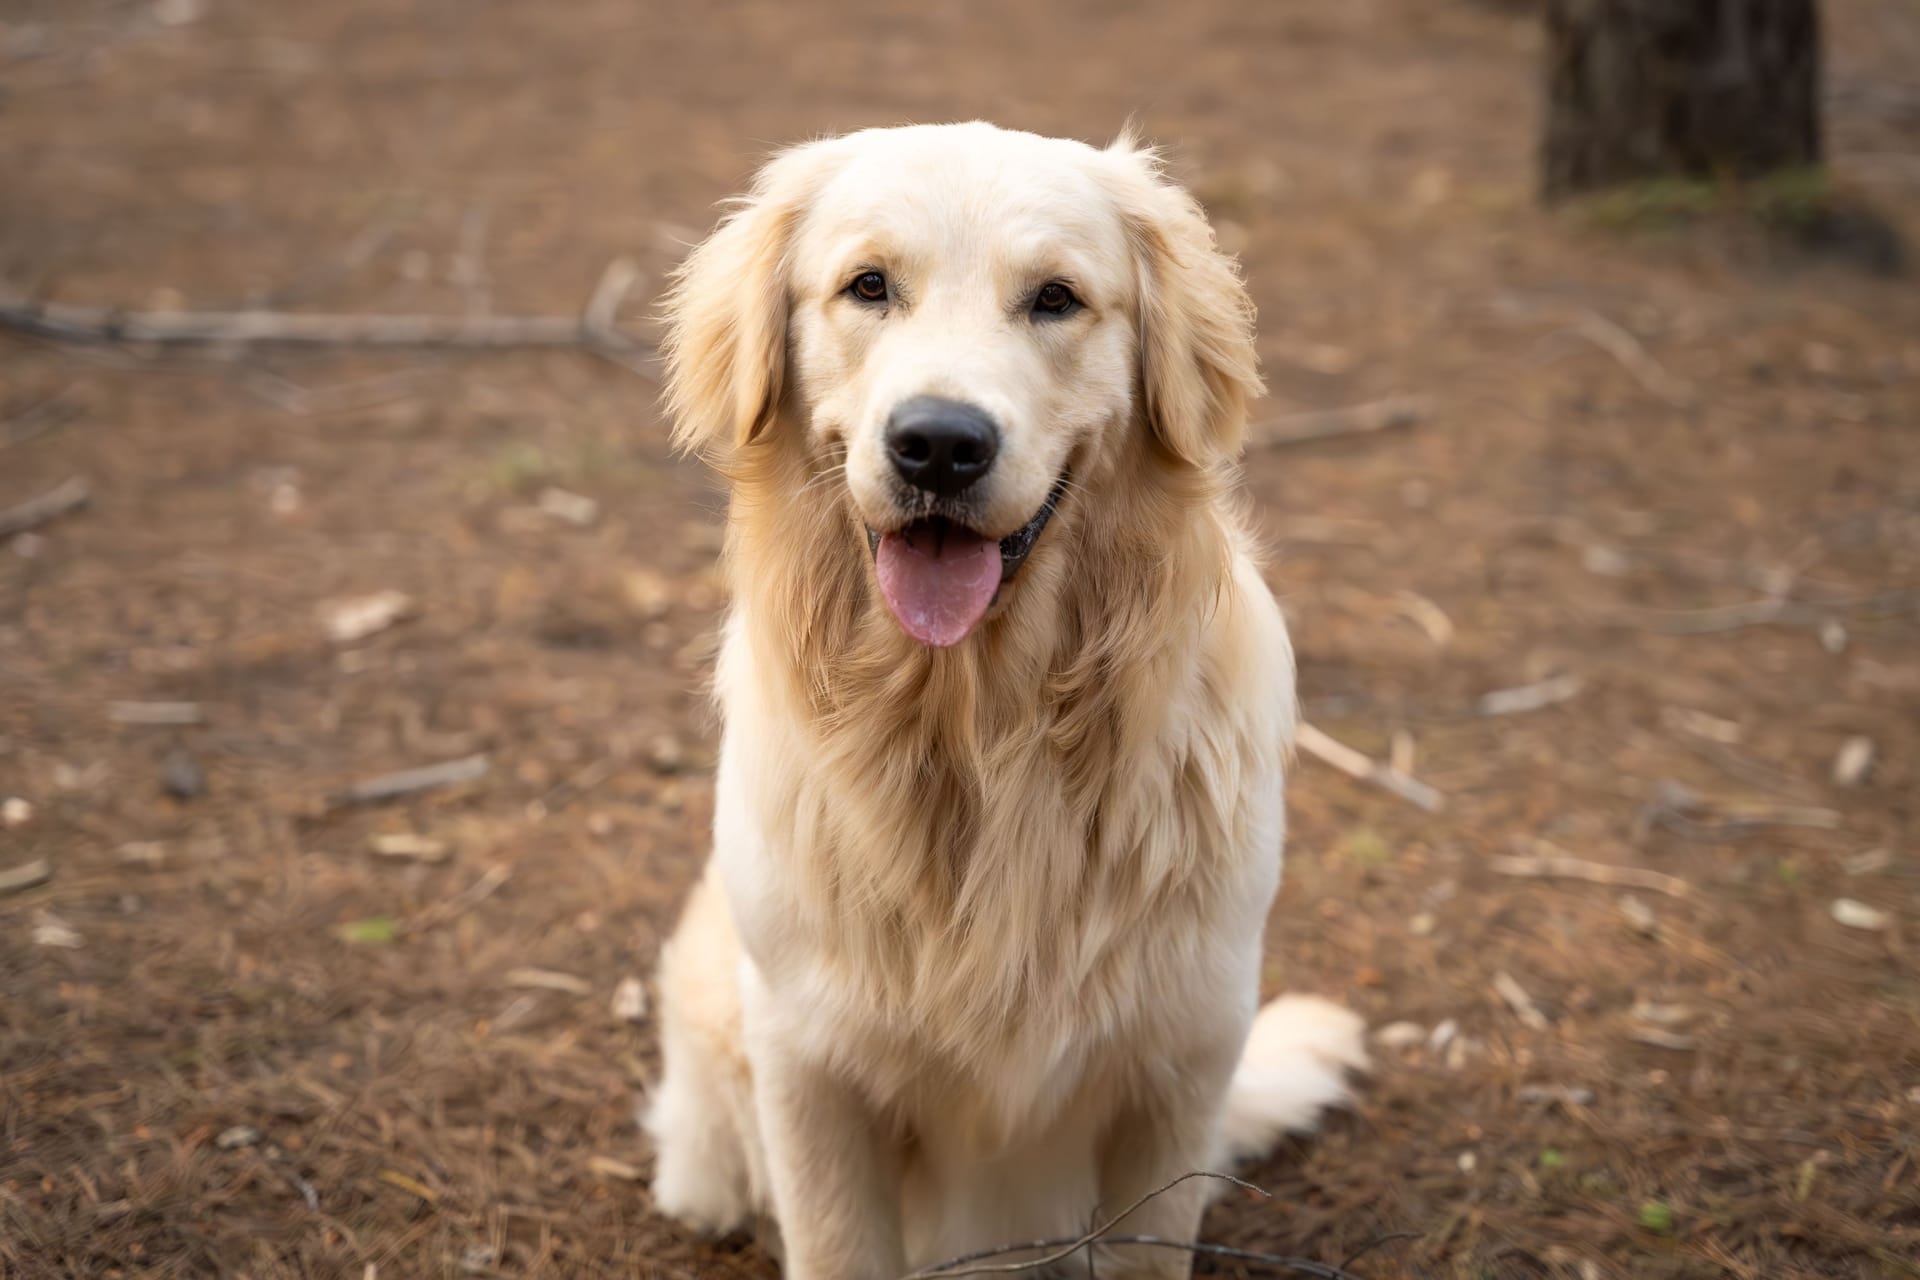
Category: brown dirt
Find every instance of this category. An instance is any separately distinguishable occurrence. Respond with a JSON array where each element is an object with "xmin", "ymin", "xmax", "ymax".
[{"xmin": 3, "ymin": 1, "xmax": 1918, "ymax": 1277}]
